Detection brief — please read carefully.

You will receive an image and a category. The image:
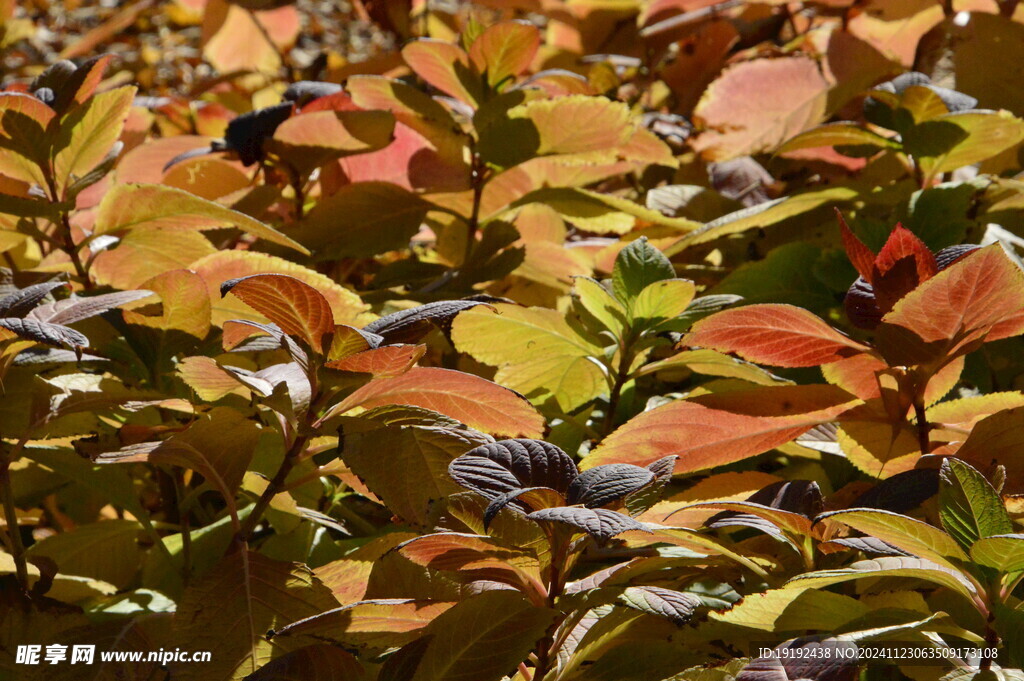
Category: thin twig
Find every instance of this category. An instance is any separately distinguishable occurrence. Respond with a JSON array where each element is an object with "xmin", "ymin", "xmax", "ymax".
[{"xmin": 0, "ymin": 456, "xmax": 29, "ymax": 590}]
